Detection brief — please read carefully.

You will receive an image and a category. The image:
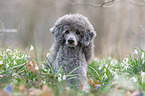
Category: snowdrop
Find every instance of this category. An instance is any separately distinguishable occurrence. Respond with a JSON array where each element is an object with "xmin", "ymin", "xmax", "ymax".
[
  {"xmin": 35, "ymin": 66, "xmax": 39, "ymax": 70},
  {"xmin": 94, "ymin": 57, "xmax": 99, "ymax": 62},
  {"xmin": 12, "ymin": 55, "xmax": 16, "ymax": 59},
  {"xmin": 58, "ymin": 77, "xmax": 62, "ymax": 82},
  {"xmin": 114, "ymin": 74, "xmax": 119, "ymax": 80},
  {"xmin": 98, "ymin": 66, "xmax": 102, "ymax": 70},
  {"xmin": 6, "ymin": 63, "xmax": 9, "ymax": 68},
  {"xmin": 104, "ymin": 73, "xmax": 107, "ymax": 79},
  {"xmin": 58, "ymin": 73, "xmax": 61, "ymax": 77},
  {"xmin": 130, "ymin": 77, "xmax": 137, "ymax": 82},
  {"xmin": 134, "ymin": 49, "xmax": 138, "ymax": 54},
  {"xmin": 63, "ymin": 75, "xmax": 66, "ymax": 80},
  {"xmin": 141, "ymin": 72, "xmax": 145, "ymax": 83},
  {"xmin": 0, "ymin": 60, "xmax": 3, "ymax": 65},
  {"xmin": 6, "ymin": 48, "xmax": 12, "ymax": 52},
  {"xmin": 105, "ymin": 64, "xmax": 108, "ymax": 68},
  {"xmin": 13, "ymin": 60, "xmax": 17, "ymax": 65},
  {"xmin": 30, "ymin": 45, "xmax": 34, "ymax": 51},
  {"xmin": 41, "ymin": 80, "xmax": 46, "ymax": 84},
  {"xmin": 12, "ymin": 73, "xmax": 17, "ymax": 77},
  {"xmin": 142, "ymin": 59, "xmax": 145, "ymax": 64},
  {"xmin": 141, "ymin": 52, "xmax": 144, "ymax": 59}
]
